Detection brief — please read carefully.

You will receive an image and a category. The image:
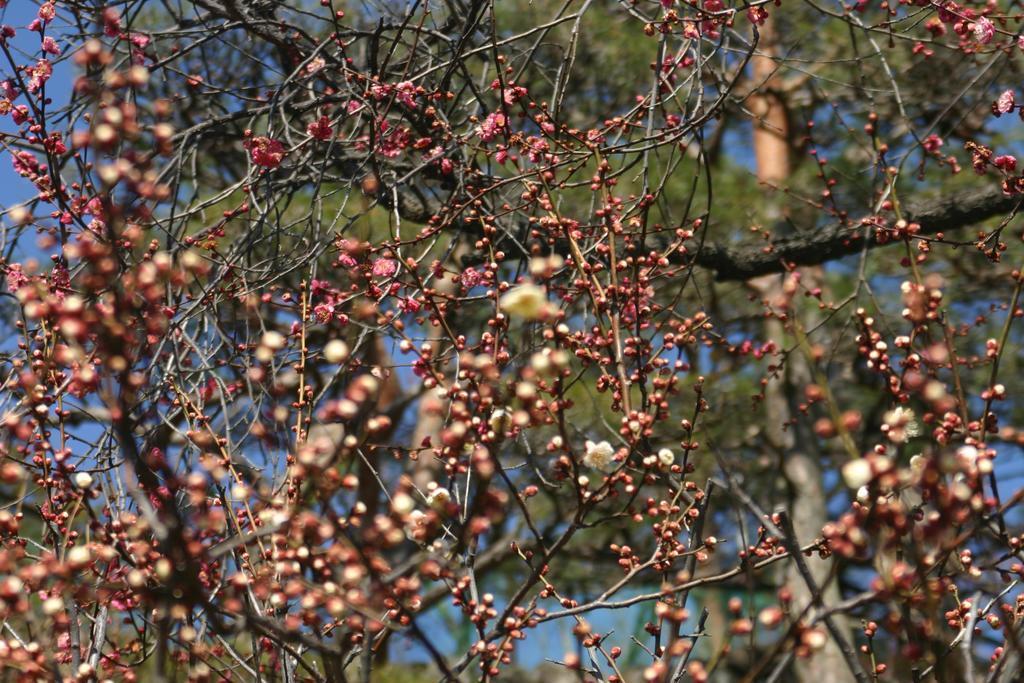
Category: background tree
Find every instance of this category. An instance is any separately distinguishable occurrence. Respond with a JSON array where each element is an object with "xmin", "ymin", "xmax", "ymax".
[{"xmin": 1, "ymin": 0, "xmax": 1024, "ymax": 681}]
